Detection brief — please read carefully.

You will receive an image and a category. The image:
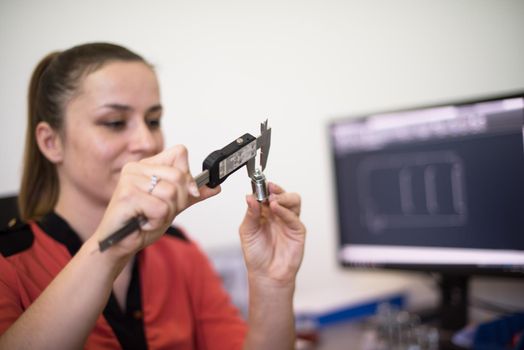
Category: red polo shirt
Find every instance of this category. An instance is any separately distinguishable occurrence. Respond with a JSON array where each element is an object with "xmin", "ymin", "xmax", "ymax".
[{"xmin": 0, "ymin": 213, "xmax": 247, "ymax": 349}]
